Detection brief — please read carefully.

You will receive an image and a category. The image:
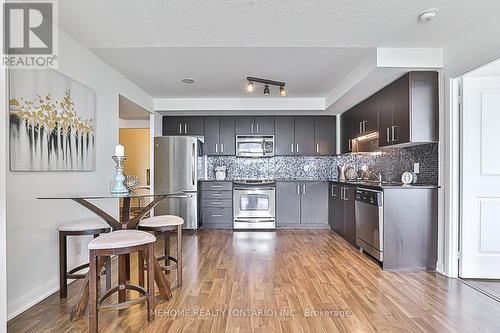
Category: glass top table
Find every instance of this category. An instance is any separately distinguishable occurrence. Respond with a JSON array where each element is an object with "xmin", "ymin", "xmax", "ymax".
[{"xmin": 38, "ymin": 190, "xmax": 192, "ymax": 320}]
